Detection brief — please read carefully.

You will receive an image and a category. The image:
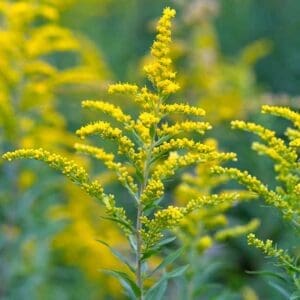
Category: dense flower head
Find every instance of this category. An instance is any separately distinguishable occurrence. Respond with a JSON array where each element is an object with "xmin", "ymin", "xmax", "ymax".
[
  {"xmin": 141, "ymin": 205, "xmax": 185, "ymax": 250},
  {"xmin": 247, "ymin": 233, "xmax": 298, "ymax": 275},
  {"xmin": 82, "ymin": 100, "xmax": 133, "ymax": 125},
  {"xmin": 262, "ymin": 105, "xmax": 300, "ymax": 128},
  {"xmin": 74, "ymin": 143, "xmax": 138, "ymax": 193},
  {"xmin": 160, "ymin": 103, "xmax": 206, "ymax": 117},
  {"xmin": 144, "ymin": 7, "xmax": 180, "ymax": 95},
  {"xmin": 214, "ymin": 219, "xmax": 260, "ymax": 241},
  {"xmin": 2, "ymin": 148, "xmax": 104, "ymax": 199},
  {"xmin": 108, "ymin": 82, "xmax": 139, "ymax": 95},
  {"xmin": 196, "ymin": 235, "xmax": 213, "ymax": 253}
]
